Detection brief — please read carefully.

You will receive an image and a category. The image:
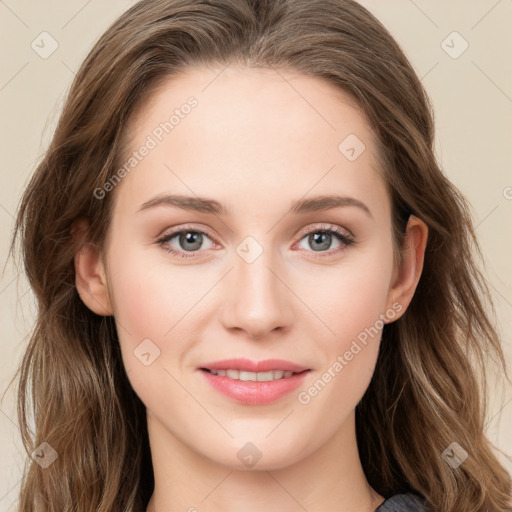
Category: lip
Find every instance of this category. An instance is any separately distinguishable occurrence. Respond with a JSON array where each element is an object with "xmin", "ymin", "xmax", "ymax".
[
  {"xmin": 199, "ymin": 358, "xmax": 309, "ymax": 373},
  {"xmin": 198, "ymin": 358, "xmax": 311, "ymax": 405}
]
